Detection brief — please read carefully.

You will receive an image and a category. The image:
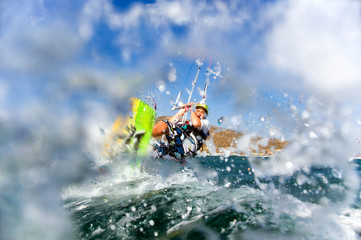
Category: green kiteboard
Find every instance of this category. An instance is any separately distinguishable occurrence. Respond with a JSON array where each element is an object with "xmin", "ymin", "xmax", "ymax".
[{"xmin": 104, "ymin": 97, "xmax": 156, "ymax": 168}]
